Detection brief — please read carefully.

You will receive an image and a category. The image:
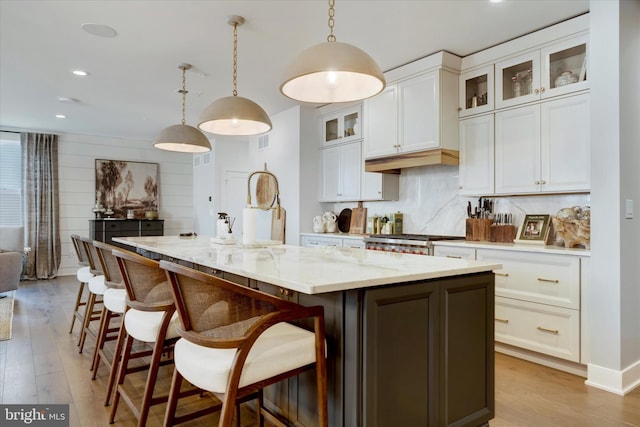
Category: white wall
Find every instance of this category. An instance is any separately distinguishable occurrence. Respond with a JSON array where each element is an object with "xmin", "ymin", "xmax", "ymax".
[
  {"xmin": 56, "ymin": 132, "xmax": 193, "ymax": 276},
  {"xmin": 192, "ymin": 138, "xmax": 249, "ymax": 236},
  {"xmin": 587, "ymin": 0, "xmax": 640, "ymax": 395}
]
